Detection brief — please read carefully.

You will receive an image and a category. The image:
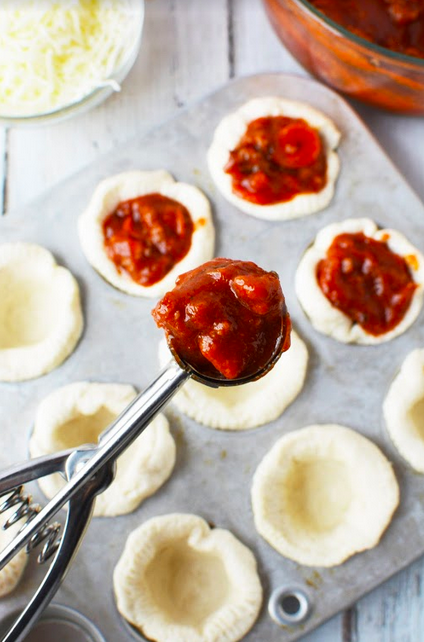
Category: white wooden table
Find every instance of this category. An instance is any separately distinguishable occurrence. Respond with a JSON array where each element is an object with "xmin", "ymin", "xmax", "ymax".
[{"xmin": 1, "ymin": 1, "xmax": 424, "ymax": 640}]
